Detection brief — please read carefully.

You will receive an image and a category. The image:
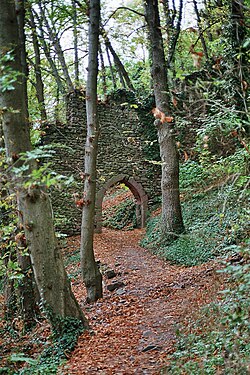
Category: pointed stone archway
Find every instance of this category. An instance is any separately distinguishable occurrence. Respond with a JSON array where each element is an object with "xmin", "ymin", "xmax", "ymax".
[{"xmin": 95, "ymin": 174, "xmax": 148, "ymax": 233}]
